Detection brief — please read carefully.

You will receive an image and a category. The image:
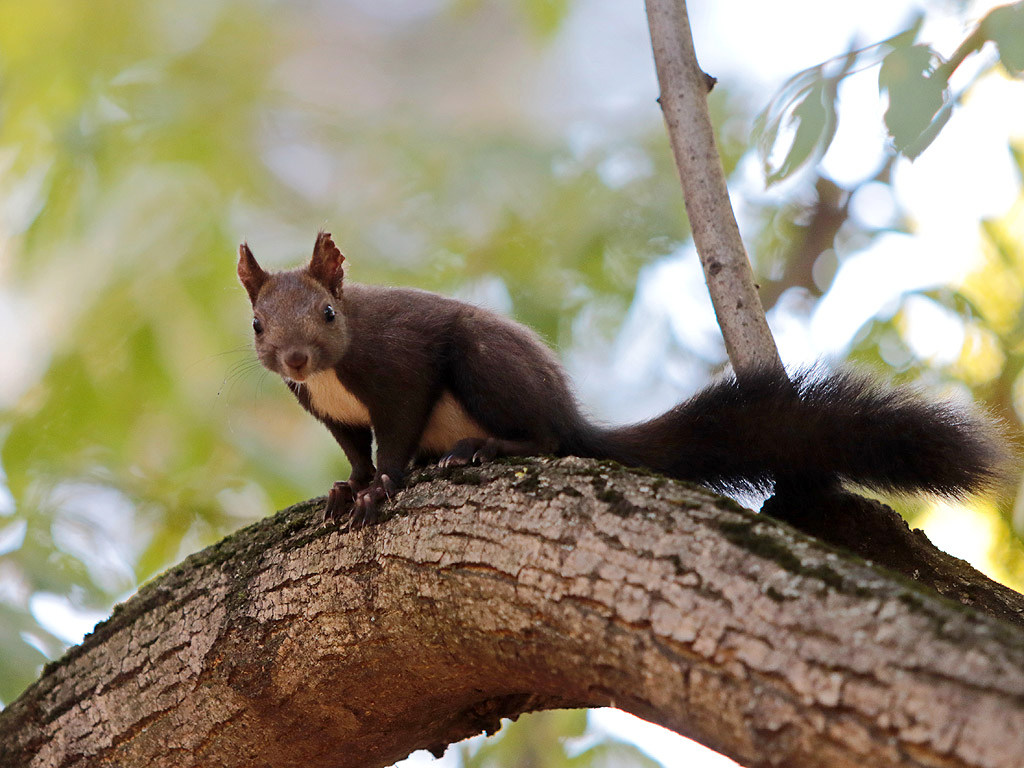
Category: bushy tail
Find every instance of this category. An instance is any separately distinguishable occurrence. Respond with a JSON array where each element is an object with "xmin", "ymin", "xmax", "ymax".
[{"xmin": 573, "ymin": 368, "xmax": 1010, "ymax": 497}]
